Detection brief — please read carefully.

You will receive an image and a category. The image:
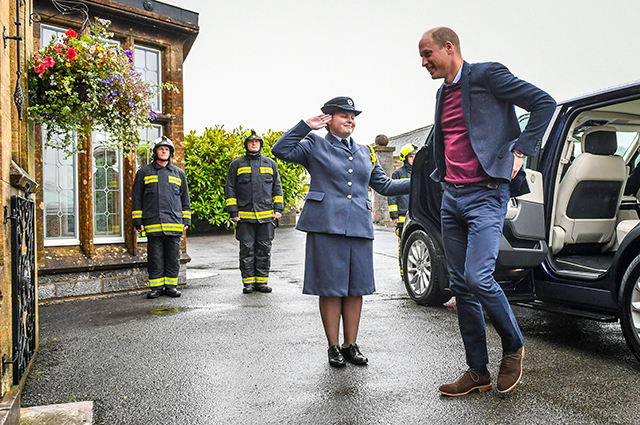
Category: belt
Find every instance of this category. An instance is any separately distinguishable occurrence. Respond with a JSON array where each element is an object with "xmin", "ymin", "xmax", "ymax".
[{"xmin": 447, "ymin": 180, "xmax": 500, "ymax": 190}]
